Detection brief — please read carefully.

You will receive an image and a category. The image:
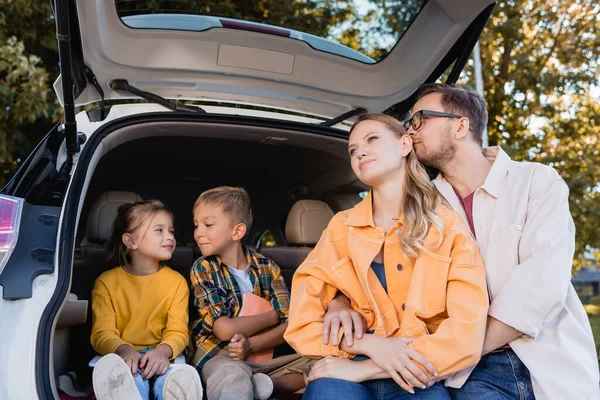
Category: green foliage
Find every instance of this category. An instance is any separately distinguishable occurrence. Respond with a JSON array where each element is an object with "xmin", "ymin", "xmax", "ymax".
[
  {"xmin": 458, "ymin": 1, "xmax": 600, "ymax": 271},
  {"xmin": 0, "ymin": 0, "xmax": 60, "ymax": 185}
]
